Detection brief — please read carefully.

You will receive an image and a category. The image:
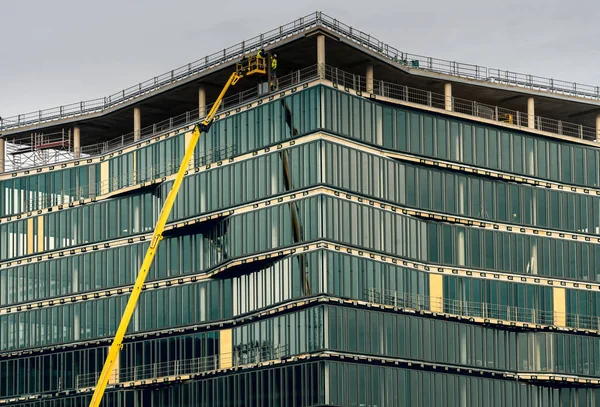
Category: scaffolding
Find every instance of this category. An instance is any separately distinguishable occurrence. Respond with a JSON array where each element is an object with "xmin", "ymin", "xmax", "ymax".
[{"xmin": 5, "ymin": 130, "xmax": 75, "ymax": 171}]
